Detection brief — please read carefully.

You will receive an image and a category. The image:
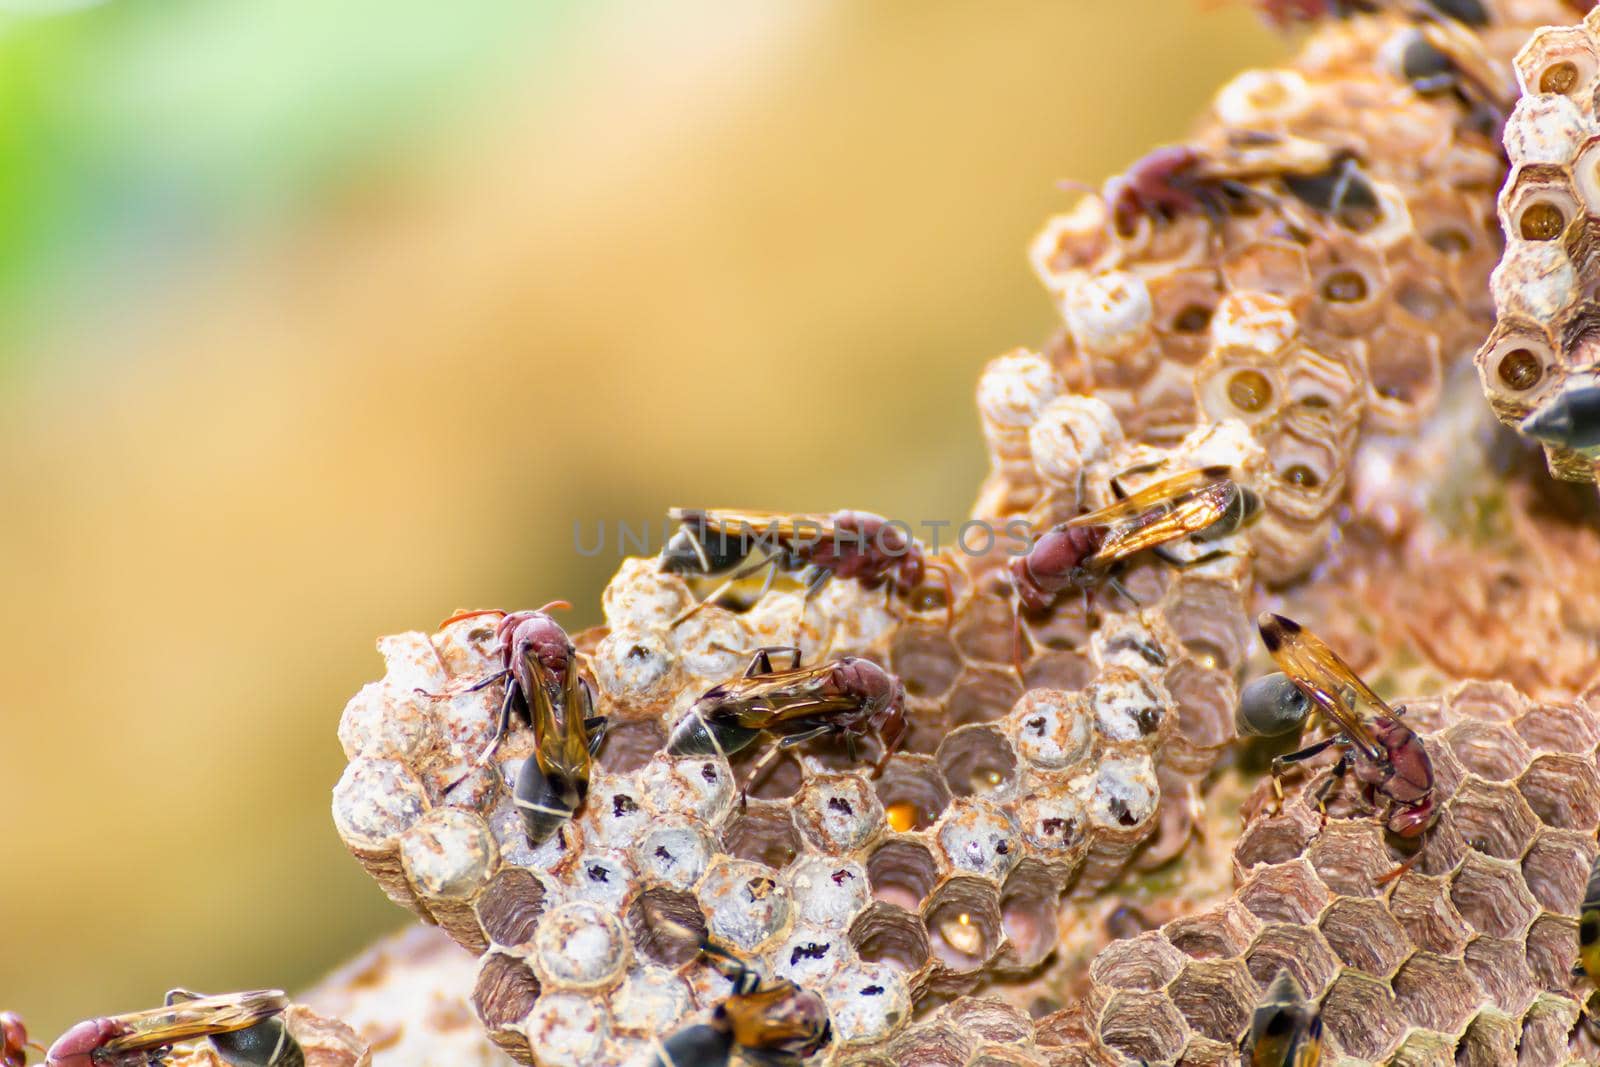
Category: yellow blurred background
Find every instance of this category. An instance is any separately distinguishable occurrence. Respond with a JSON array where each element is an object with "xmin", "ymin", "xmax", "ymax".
[{"xmin": 0, "ymin": 0, "xmax": 1280, "ymax": 1037}]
